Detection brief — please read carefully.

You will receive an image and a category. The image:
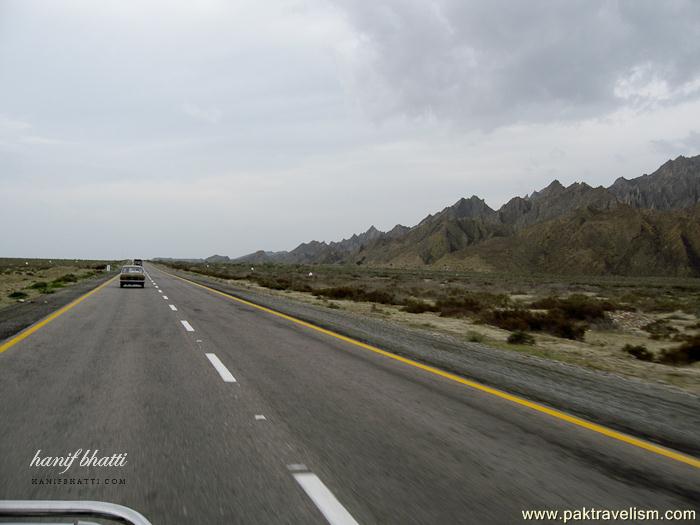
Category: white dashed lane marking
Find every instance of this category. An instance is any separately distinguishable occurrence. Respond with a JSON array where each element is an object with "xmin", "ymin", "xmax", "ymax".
[
  {"xmin": 169, "ymin": 305, "xmax": 178, "ymax": 311},
  {"xmin": 205, "ymin": 353, "xmax": 237, "ymax": 383},
  {"xmin": 289, "ymin": 467, "xmax": 359, "ymax": 525},
  {"xmin": 163, "ymin": 296, "xmax": 169, "ymax": 300},
  {"xmin": 255, "ymin": 415, "xmax": 266, "ymax": 420},
  {"xmin": 180, "ymin": 320, "xmax": 195, "ymax": 332}
]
